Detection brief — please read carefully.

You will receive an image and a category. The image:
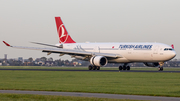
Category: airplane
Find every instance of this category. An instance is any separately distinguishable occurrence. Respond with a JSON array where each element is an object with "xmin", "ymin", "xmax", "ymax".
[{"xmin": 3, "ymin": 17, "xmax": 176, "ymax": 71}]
